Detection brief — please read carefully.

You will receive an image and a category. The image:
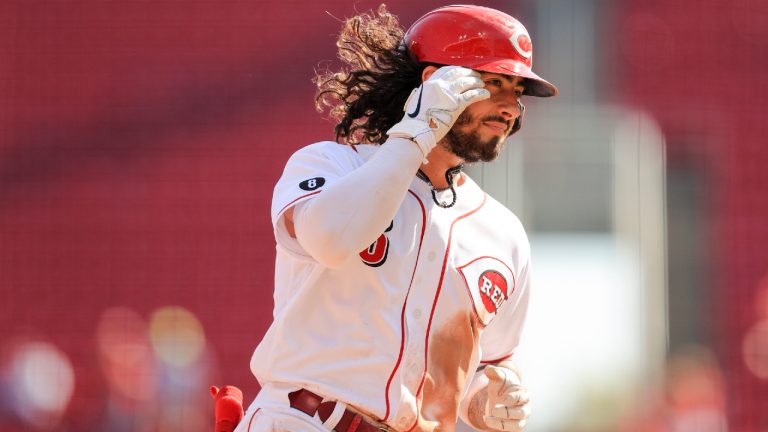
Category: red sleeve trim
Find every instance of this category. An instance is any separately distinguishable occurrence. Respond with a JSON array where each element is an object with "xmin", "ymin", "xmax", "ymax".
[
  {"xmin": 481, "ymin": 353, "xmax": 514, "ymax": 364},
  {"xmin": 277, "ymin": 190, "xmax": 322, "ymax": 217}
]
